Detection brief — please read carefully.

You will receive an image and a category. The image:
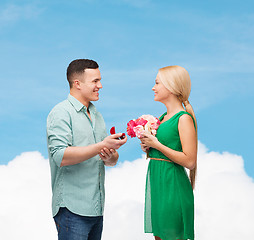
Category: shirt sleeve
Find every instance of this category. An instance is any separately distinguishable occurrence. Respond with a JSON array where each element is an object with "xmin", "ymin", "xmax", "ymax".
[
  {"xmin": 99, "ymin": 112, "xmax": 108, "ymax": 141},
  {"xmin": 47, "ymin": 108, "xmax": 72, "ymax": 167}
]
